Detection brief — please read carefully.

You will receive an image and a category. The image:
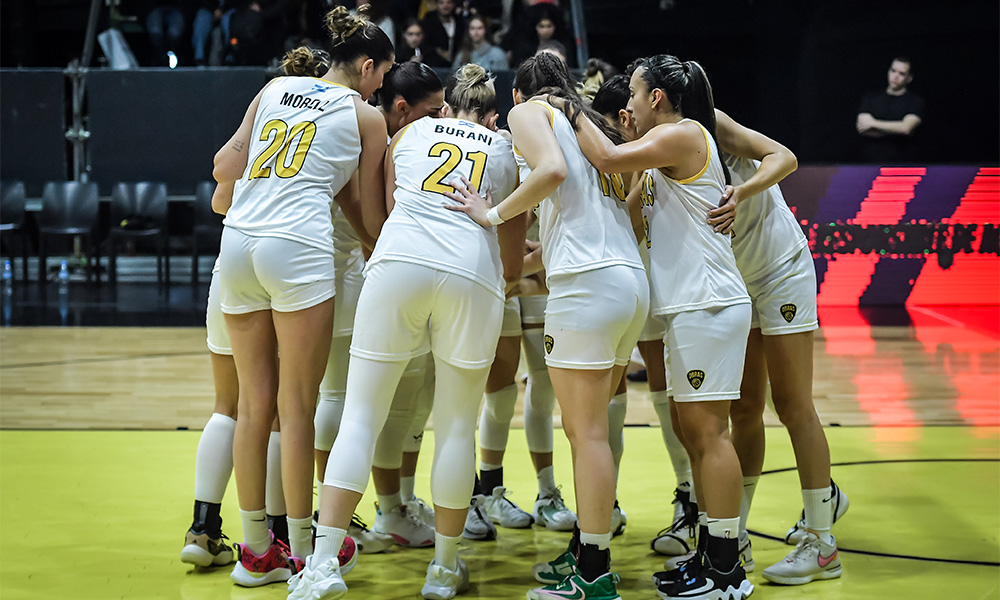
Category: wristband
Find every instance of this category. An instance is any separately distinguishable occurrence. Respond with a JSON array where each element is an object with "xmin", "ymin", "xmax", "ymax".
[{"xmin": 486, "ymin": 206, "xmax": 505, "ymax": 226}]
